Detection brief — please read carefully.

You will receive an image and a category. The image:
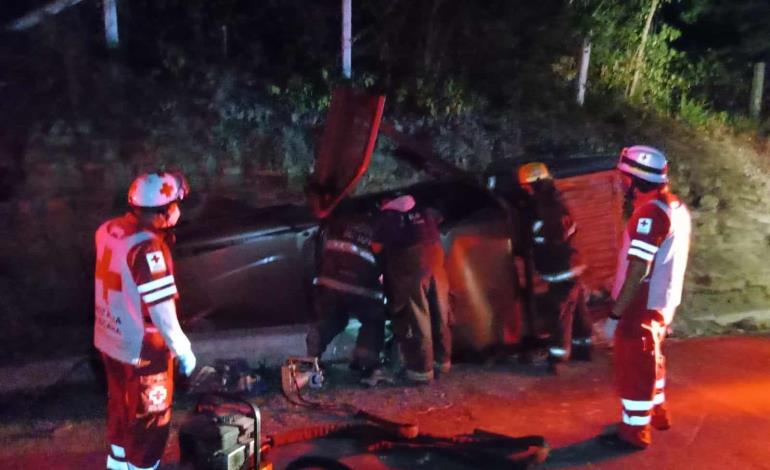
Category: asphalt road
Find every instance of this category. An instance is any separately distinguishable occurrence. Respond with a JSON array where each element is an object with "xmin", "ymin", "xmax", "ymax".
[{"xmin": 1, "ymin": 335, "xmax": 769, "ymax": 469}]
